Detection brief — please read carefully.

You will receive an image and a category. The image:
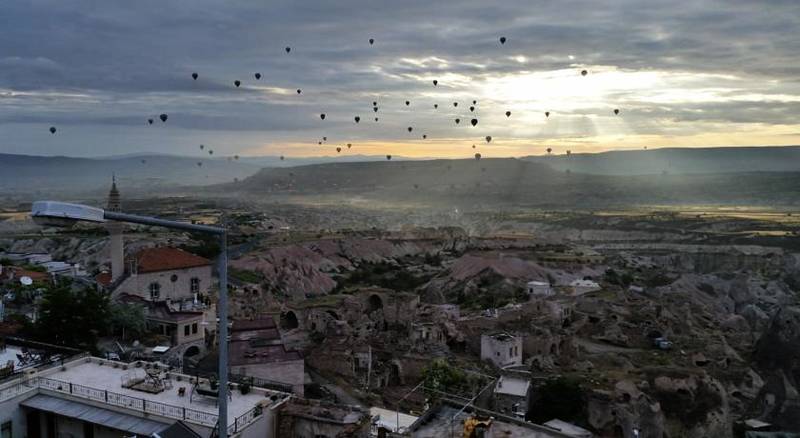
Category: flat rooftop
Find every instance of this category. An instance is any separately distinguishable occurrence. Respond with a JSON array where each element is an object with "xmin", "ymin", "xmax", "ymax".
[
  {"xmin": 495, "ymin": 375, "xmax": 531, "ymax": 397},
  {"xmin": 41, "ymin": 358, "xmax": 282, "ymax": 424}
]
